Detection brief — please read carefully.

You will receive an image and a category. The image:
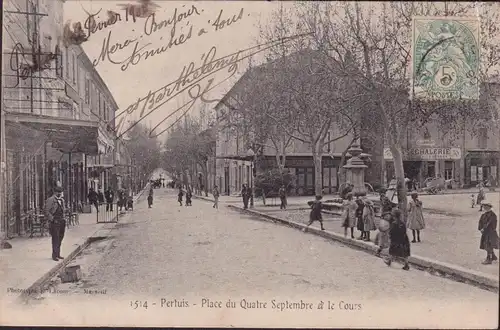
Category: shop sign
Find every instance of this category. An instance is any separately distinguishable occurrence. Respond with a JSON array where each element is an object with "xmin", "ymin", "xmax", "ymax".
[{"xmin": 384, "ymin": 147, "xmax": 462, "ymax": 161}]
